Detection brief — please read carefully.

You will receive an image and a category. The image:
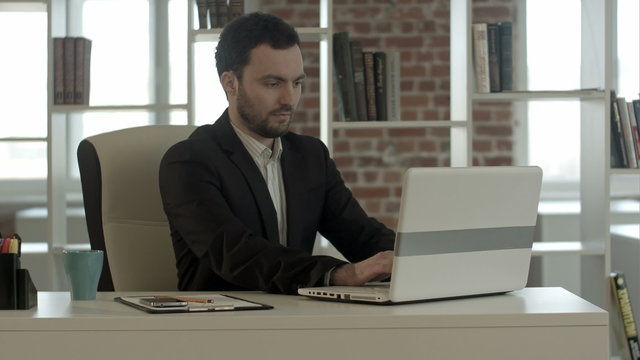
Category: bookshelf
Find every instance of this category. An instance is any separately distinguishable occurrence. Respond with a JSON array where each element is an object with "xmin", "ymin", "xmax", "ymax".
[
  {"xmin": 473, "ymin": 0, "xmax": 639, "ymax": 339},
  {"xmin": 44, "ymin": 0, "xmax": 189, "ymax": 289},
  {"xmin": 24, "ymin": 0, "xmax": 638, "ymax": 321}
]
